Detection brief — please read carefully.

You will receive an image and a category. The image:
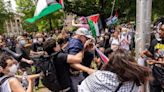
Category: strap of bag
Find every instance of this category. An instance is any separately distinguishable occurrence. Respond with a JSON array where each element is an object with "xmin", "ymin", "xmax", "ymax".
[
  {"xmin": 114, "ymin": 82, "xmax": 123, "ymax": 92},
  {"xmin": 0, "ymin": 76, "xmax": 12, "ymax": 86},
  {"xmin": 115, "ymin": 82, "xmax": 135, "ymax": 92},
  {"xmin": 130, "ymin": 82, "xmax": 135, "ymax": 92}
]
